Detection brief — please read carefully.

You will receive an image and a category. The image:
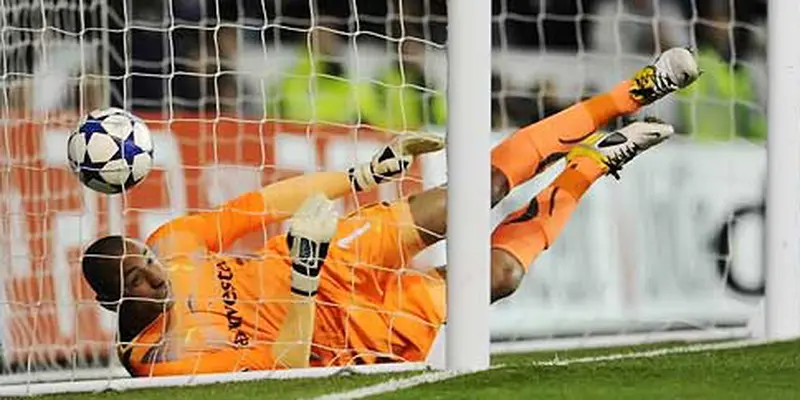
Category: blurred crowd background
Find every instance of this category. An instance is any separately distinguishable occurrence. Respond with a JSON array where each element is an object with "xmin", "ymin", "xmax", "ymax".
[{"xmin": 1, "ymin": 0, "xmax": 768, "ymax": 141}]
